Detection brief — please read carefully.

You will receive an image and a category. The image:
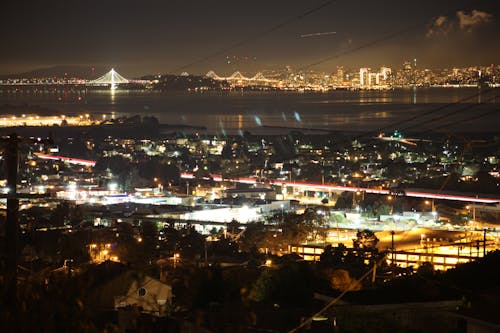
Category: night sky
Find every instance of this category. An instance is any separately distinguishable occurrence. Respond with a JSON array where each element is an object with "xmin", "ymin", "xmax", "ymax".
[{"xmin": 1, "ymin": 0, "xmax": 499, "ymax": 76}]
